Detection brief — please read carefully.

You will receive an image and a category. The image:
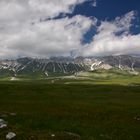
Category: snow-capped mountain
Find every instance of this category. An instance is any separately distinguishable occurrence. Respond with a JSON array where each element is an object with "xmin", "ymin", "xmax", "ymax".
[{"xmin": 0, "ymin": 55, "xmax": 140, "ymax": 78}]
